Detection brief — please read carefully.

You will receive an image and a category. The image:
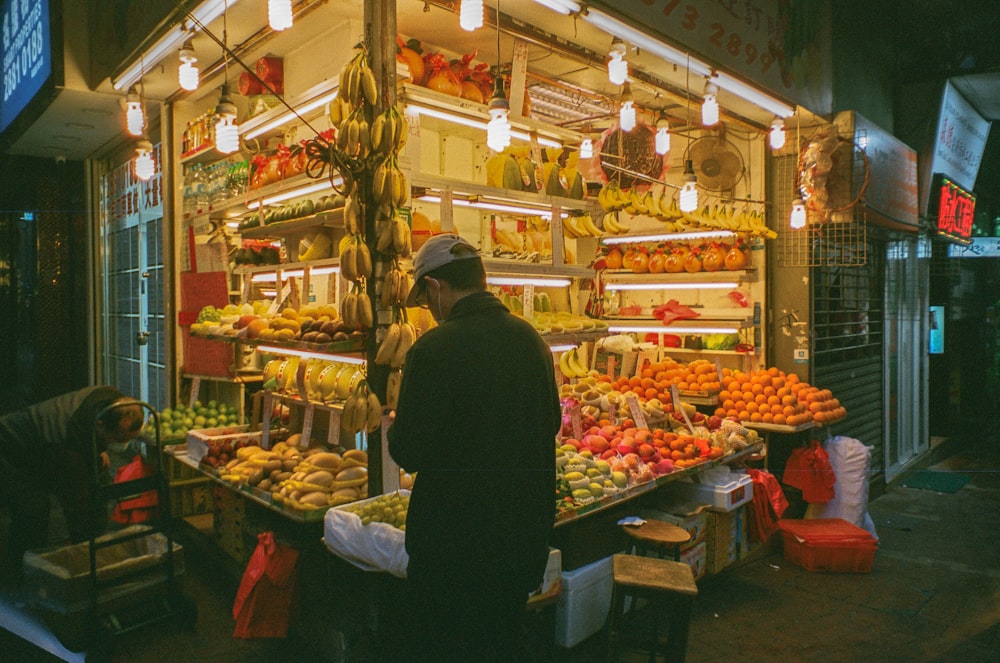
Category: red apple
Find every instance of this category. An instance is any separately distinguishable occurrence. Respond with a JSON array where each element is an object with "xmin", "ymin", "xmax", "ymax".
[{"xmin": 617, "ymin": 442, "xmax": 636, "ymax": 456}]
